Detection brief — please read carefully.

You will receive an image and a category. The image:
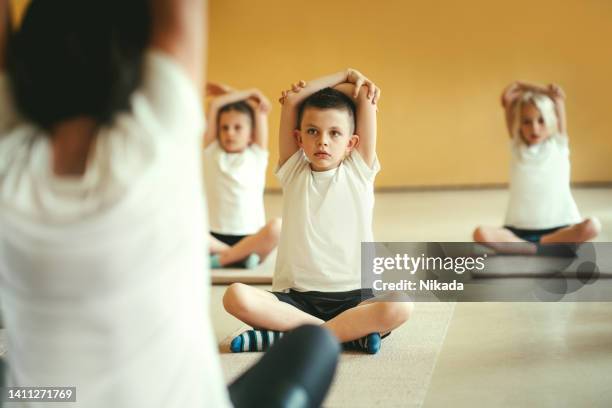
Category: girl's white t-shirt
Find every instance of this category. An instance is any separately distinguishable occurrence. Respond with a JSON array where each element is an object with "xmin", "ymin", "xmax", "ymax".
[
  {"xmin": 504, "ymin": 133, "xmax": 582, "ymax": 229},
  {"xmin": 273, "ymin": 149, "xmax": 380, "ymax": 293},
  {"xmin": 0, "ymin": 51, "xmax": 231, "ymax": 408},
  {"xmin": 203, "ymin": 141, "xmax": 268, "ymax": 235}
]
